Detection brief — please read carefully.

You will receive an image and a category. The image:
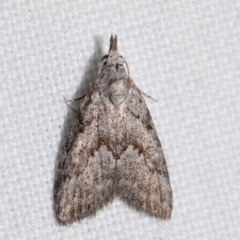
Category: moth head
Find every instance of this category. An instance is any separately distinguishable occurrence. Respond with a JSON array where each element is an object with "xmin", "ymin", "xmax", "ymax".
[
  {"xmin": 99, "ymin": 35, "xmax": 129, "ymax": 76},
  {"xmin": 101, "ymin": 53, "xmax": 125, "ymax": 65},
  {"xmin": 109, "ymin": 35, "xmax": 118, "ymax": 51},
  {"xmin": 102, "ymin": 35, "xmax": 125, "ymax": 63}
]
